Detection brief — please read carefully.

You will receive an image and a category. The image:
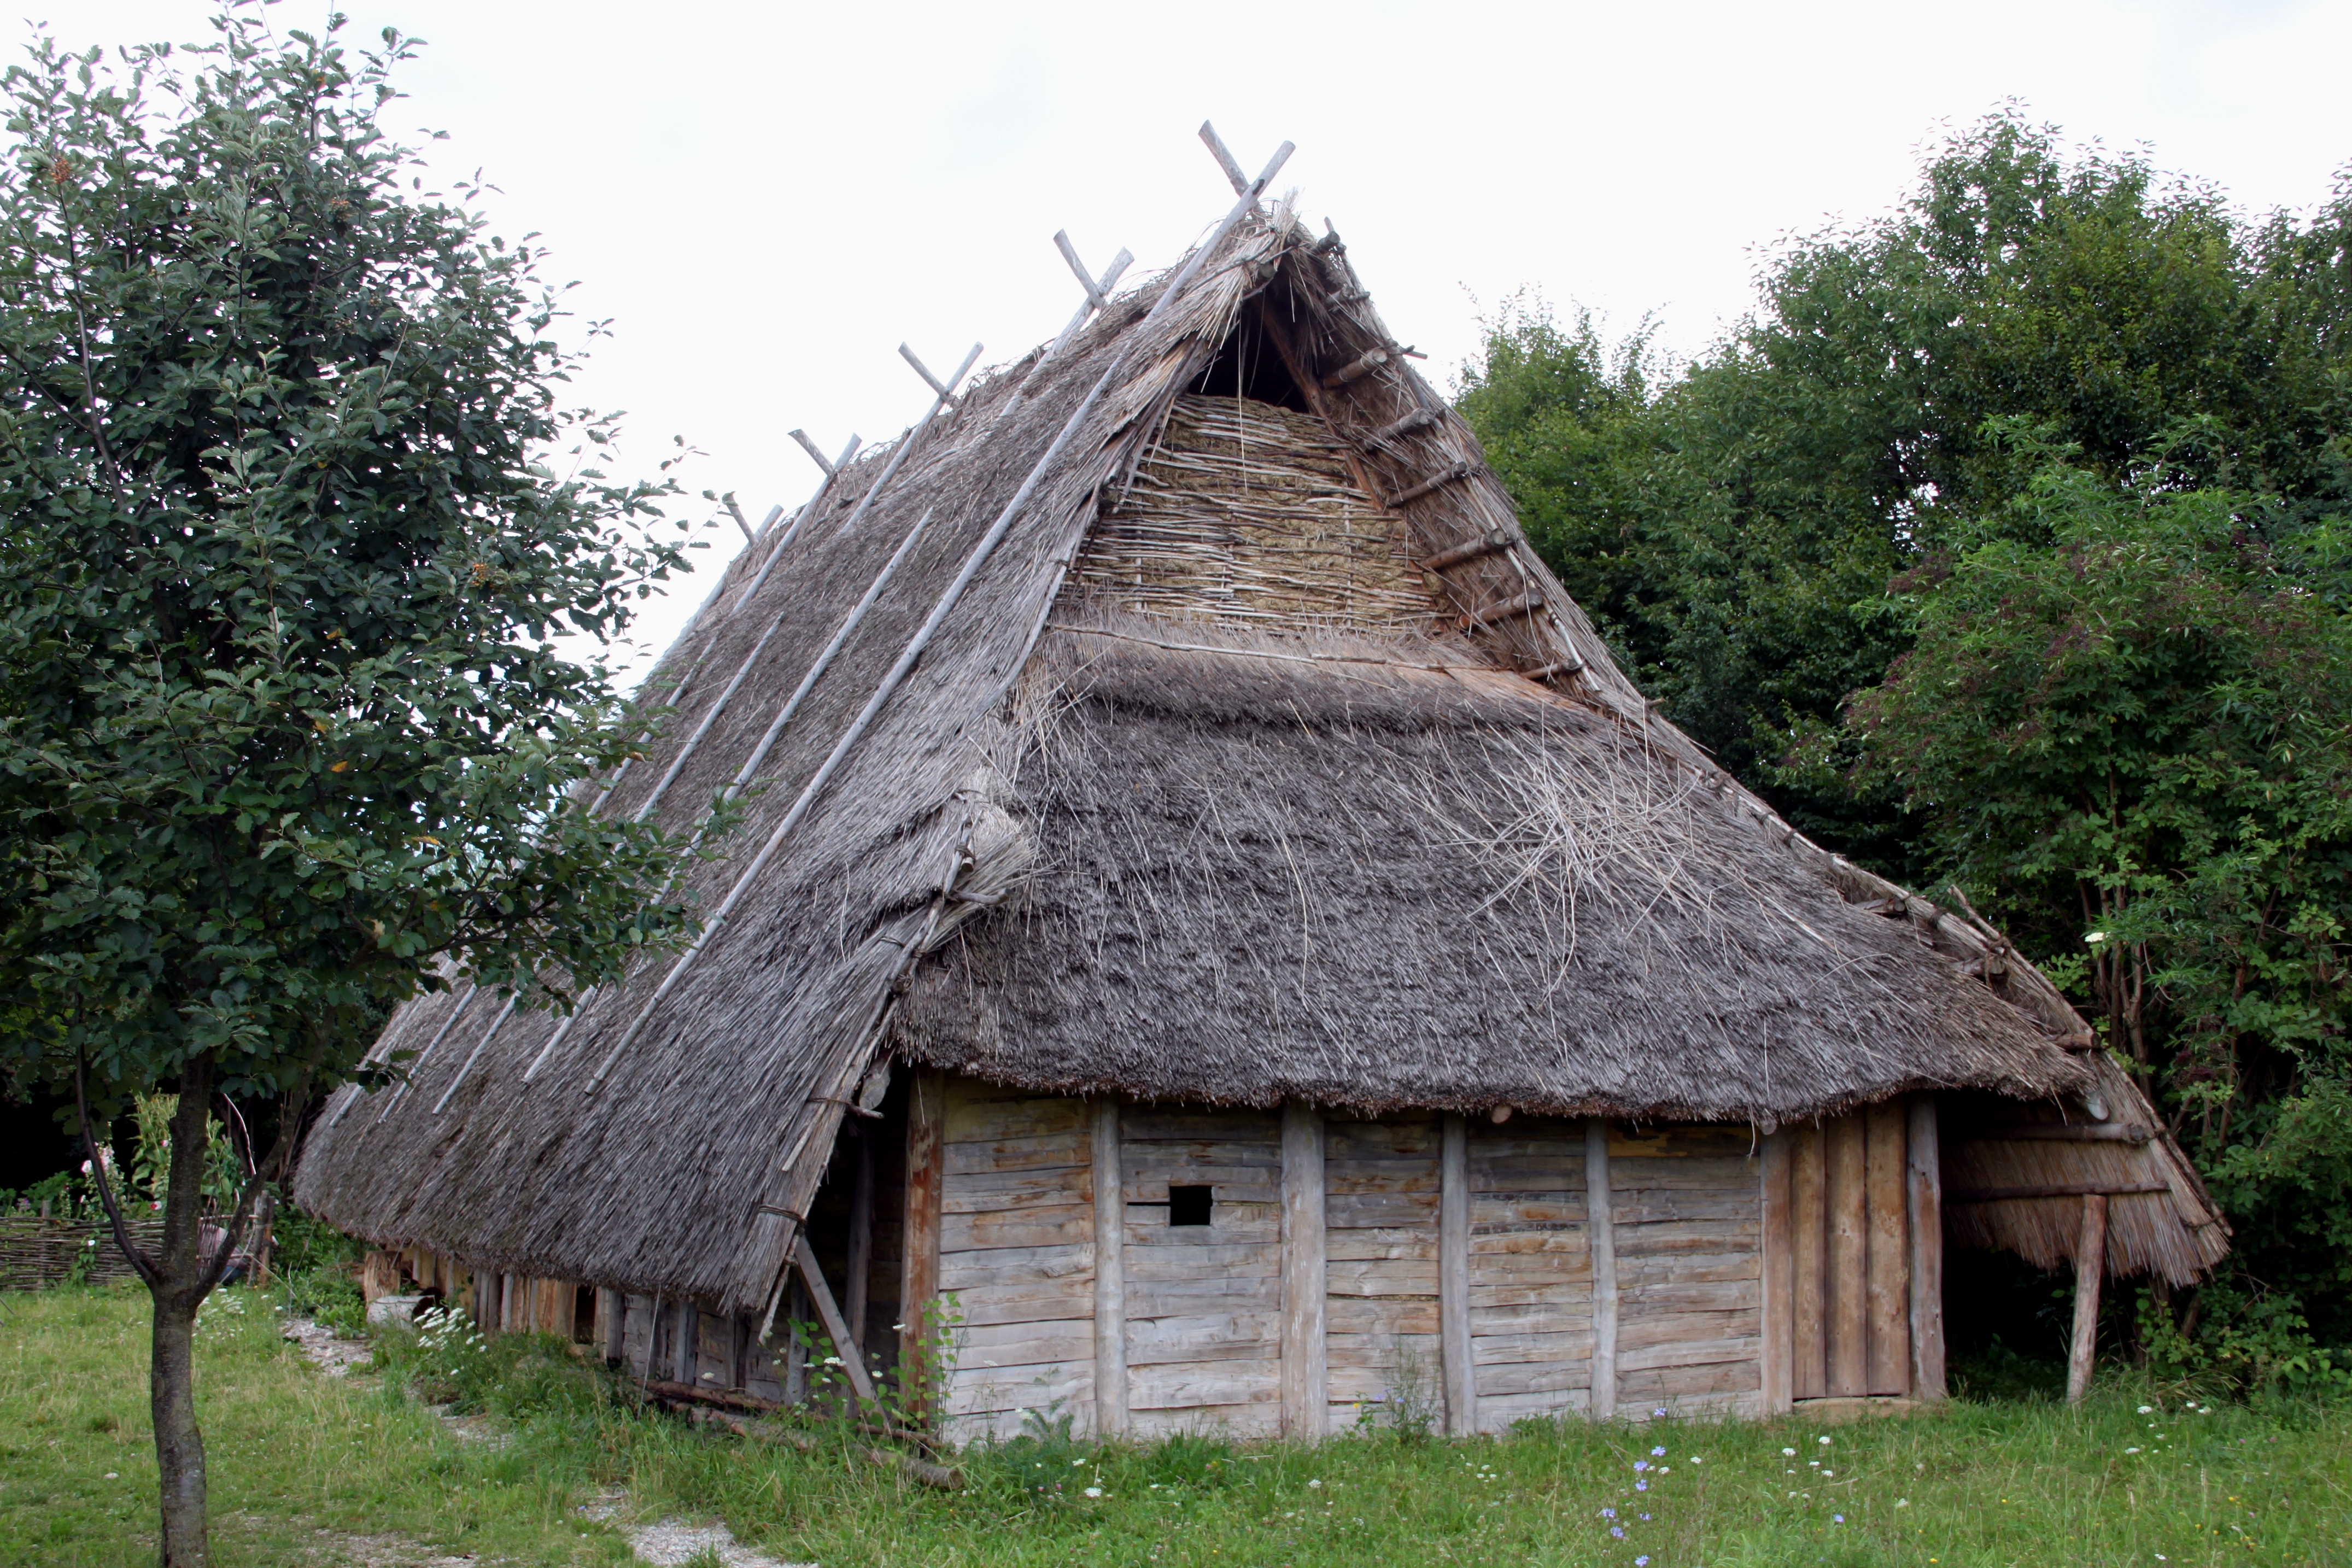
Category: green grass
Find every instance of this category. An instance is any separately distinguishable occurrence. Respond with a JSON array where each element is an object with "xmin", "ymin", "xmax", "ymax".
[{"xmin": 5, "ymin": 1282, "xmax": 2351, "ymax": 1566}]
